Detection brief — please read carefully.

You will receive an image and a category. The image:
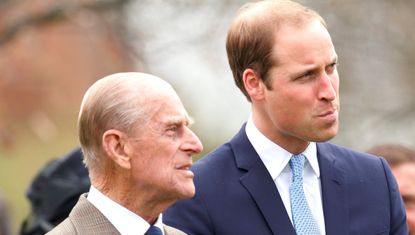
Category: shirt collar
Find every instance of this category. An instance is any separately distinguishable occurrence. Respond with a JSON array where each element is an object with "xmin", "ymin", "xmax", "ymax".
[
  {"xmin": 87, "ymin": 186, "xmax": 165, "ymax": 235},
  {"xmin": 245, "ymin": 115, "xmax": 320, "ymax": 180}
]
